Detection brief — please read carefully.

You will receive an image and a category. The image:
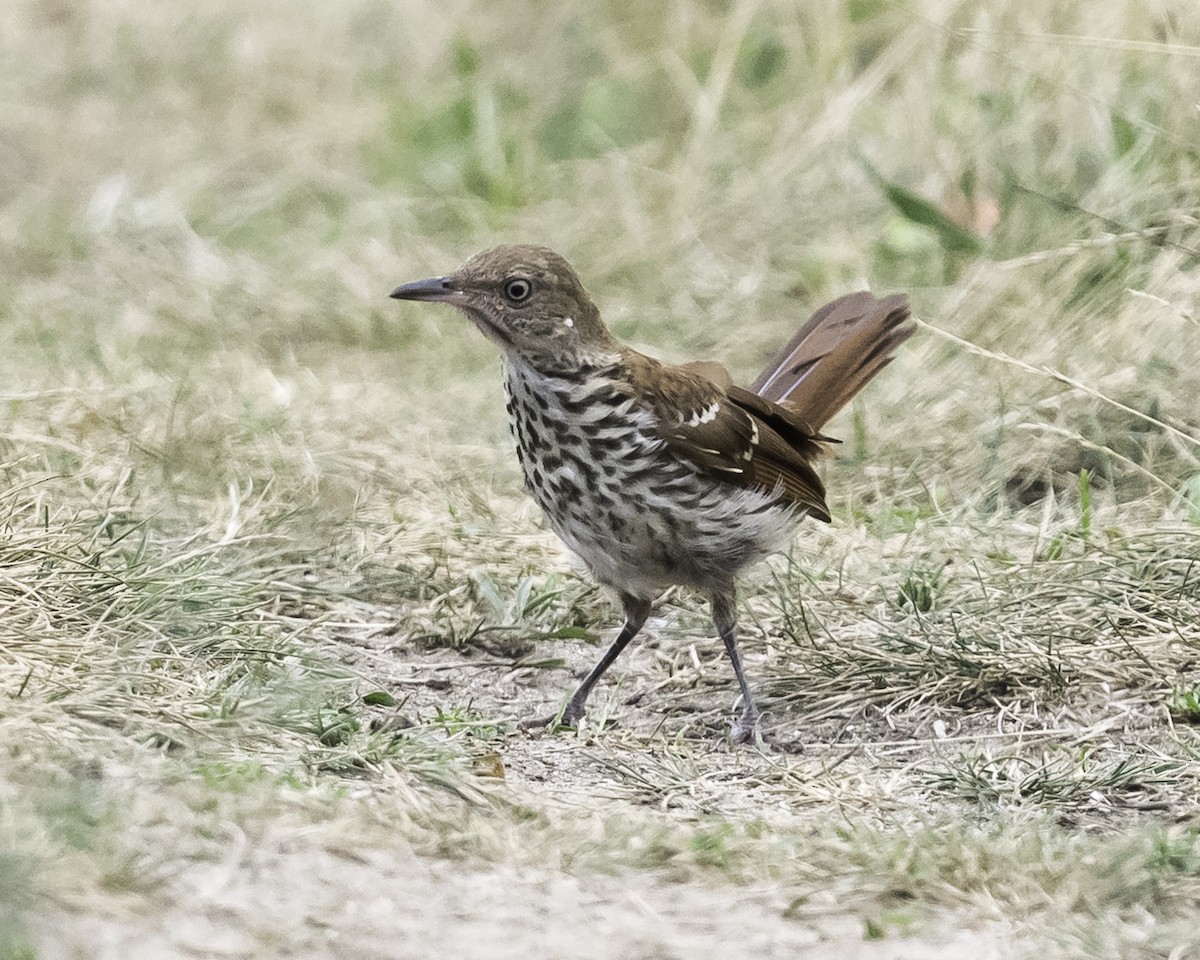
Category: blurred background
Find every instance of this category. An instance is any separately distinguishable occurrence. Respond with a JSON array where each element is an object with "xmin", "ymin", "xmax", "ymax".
[{"xmin": 4, "ymin": 0, "xmax": 1198, "ymax": 526}]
